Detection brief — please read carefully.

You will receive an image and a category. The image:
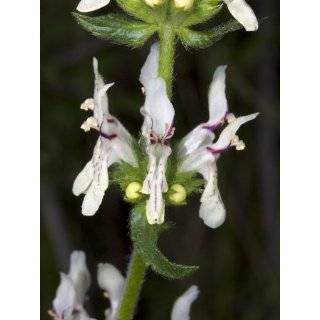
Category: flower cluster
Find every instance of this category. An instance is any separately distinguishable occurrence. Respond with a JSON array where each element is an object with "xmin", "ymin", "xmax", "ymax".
[
  {"xmin": 72, "ymin": 42, "xmax": 258, "ymax": 228},
  {"xmin": 76, "ymin": 0, "xmax": 258, "ymax": 32},
  {"xmin": 50, "ymin": 251, "xmax": 199, "ymax": 320}
]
